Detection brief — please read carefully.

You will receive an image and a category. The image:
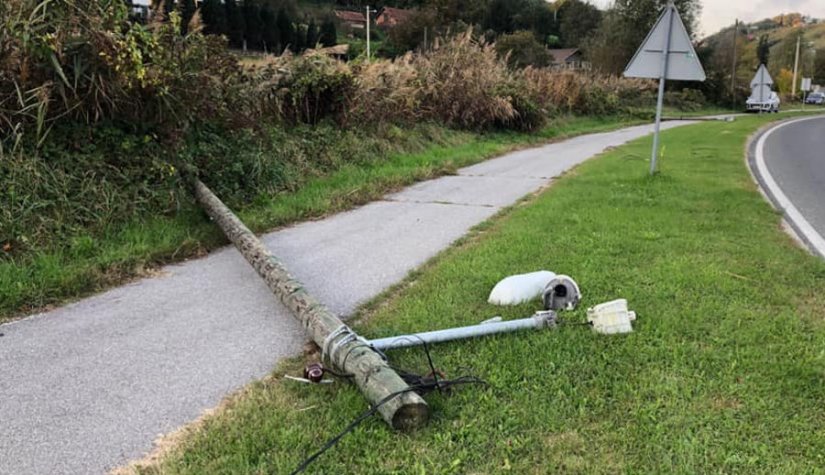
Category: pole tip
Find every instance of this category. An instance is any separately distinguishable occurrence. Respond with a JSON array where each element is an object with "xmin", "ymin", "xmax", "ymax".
[{"xmin": 390, "ymin": 399, "xmax": 430, "ymax": 431}]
